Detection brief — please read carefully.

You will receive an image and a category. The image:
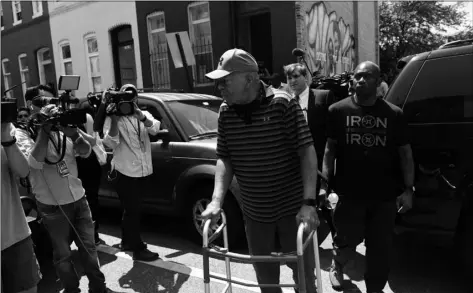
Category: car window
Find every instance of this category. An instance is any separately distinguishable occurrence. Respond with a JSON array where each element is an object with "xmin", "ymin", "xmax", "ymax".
[
  {"xmin": 402, "ymin": 54, "xmax": 473, "ymax": 123},
  {"xmin": 138, "ymin": 98, "xmax": 181, "ymax": 141},
  {"xmin": 385, "ymin": 59, "xmax": 423, "ymax": 107},
  {"xmin": 166, "ymin": 100, "xmax": 221, "ymax": 139}
]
